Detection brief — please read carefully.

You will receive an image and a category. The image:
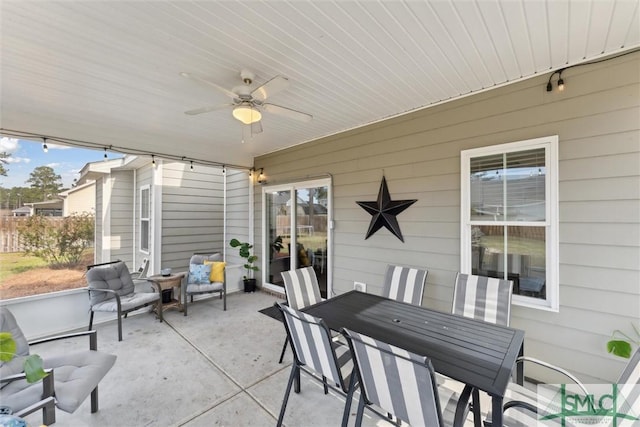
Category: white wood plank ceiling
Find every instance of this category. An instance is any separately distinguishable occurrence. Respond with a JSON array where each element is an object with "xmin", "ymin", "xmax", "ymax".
[{"xmin": 1, "ymin": 0, "xmax": 638, "ymax": 168}]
